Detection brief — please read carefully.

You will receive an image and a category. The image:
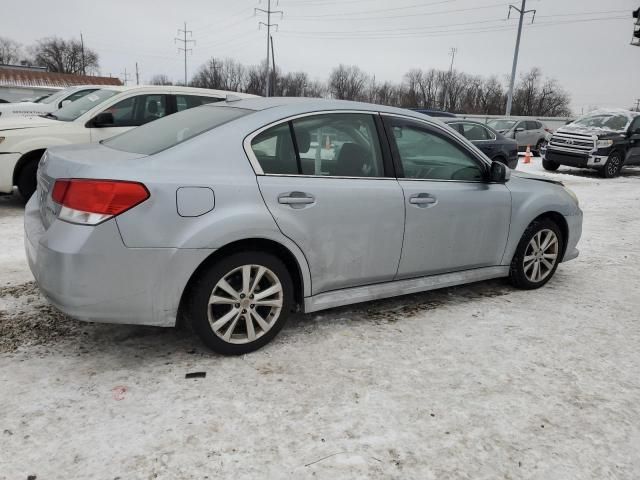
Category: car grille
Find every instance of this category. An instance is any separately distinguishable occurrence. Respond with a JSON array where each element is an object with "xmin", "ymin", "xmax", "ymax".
[{"xmin": 548, "ymin": 131, "xmax": 594, "ymax": 155}]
